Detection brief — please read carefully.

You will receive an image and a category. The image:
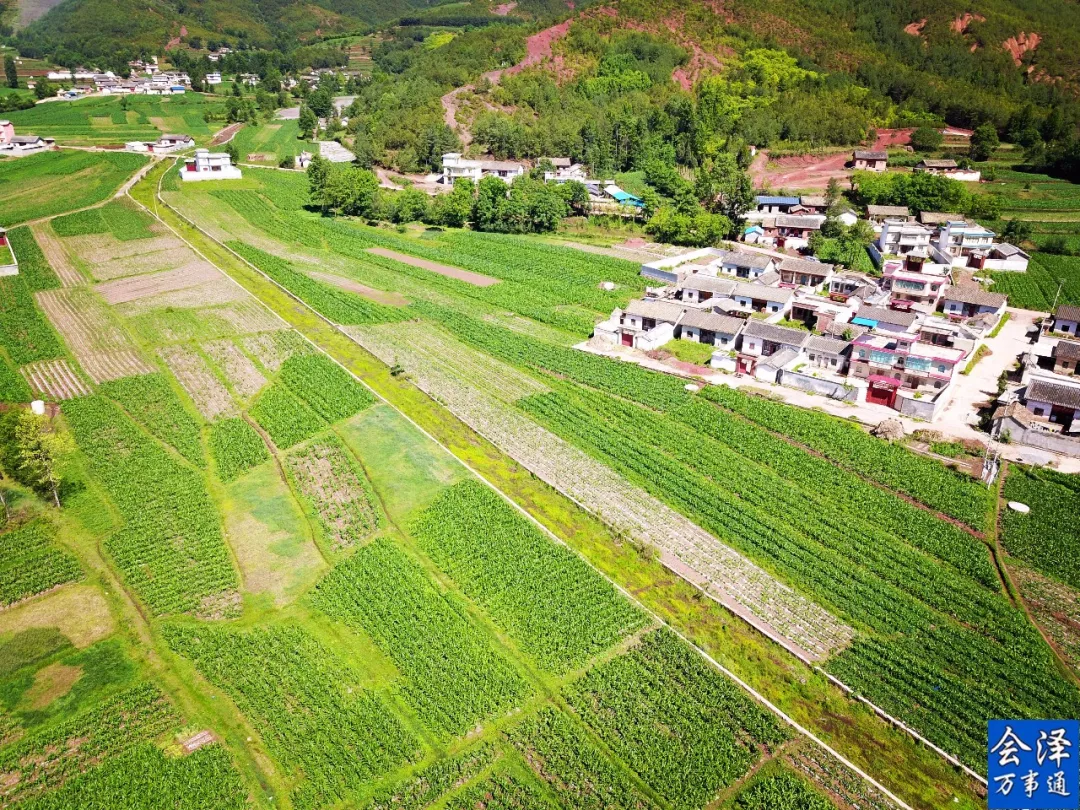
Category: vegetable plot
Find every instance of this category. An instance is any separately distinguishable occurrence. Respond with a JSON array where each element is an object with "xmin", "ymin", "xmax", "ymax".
[
  {"xmin": 310, "ymin": 539, "xmax": 530, "ymax": 737},
  {"xmin": 412, "ymin": 480, "xmax": 646, "ymax": 674},
  {"xmin": 100, "ymin": 373, "xmax": 206, "ymax": 467},
  {"xmin": 0, "ymin": 521, "xmax": 81, "ymax": 607},
  {"xmin": 209, "ymin": 418, "xmax": 269, "ymax": 482}
]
